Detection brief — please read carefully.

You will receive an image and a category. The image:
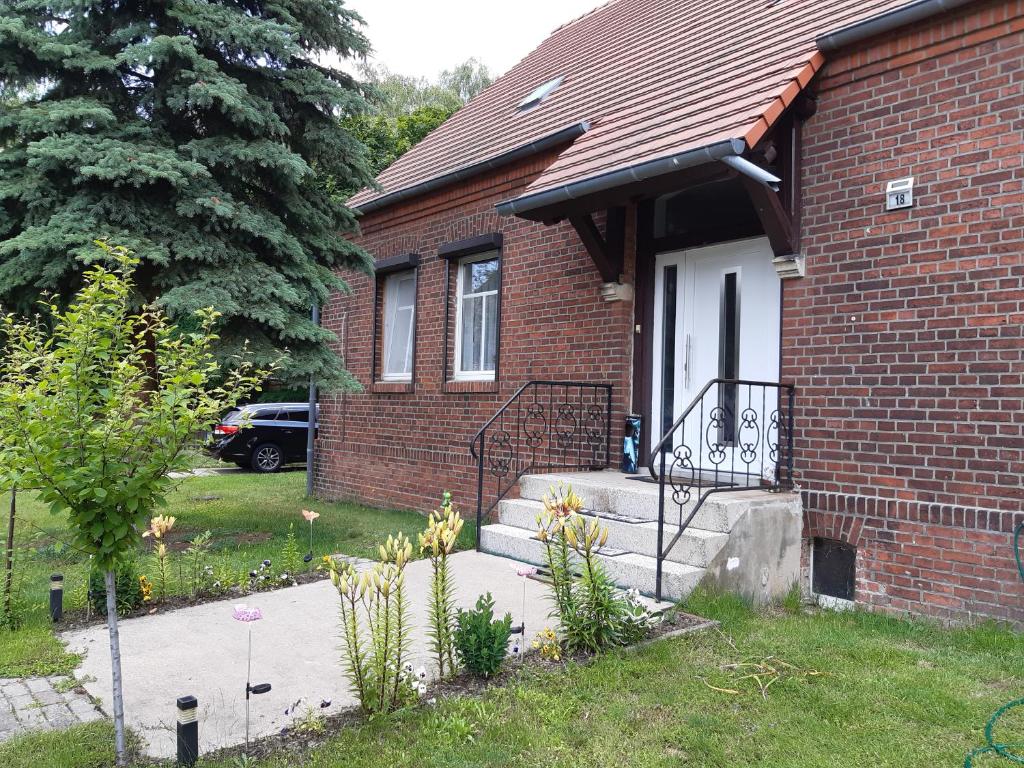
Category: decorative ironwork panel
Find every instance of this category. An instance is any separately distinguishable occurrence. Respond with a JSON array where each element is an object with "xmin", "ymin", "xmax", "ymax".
[
  {"xmin": 471, "ymin": 381, "xmax": 613, "ymax": 547},
  {"xmin": 649, "ymin": 379, "xmax": 796, "ymax": 601}
]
